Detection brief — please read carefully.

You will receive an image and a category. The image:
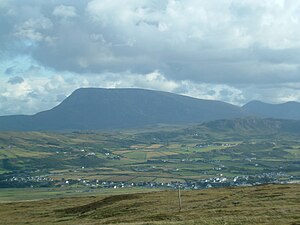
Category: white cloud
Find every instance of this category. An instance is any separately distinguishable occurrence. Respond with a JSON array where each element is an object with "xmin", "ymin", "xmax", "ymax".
[
  {"xmin": 242, "ymin": 83, "xmax": 300, "ymax": 104},
  {"xmin": 85, "ymin": 0, "xmax": 300, "ymax": 49},
  {"xmin": 177, "ymin": 81, "xmax": 246, "ymax": 106},
  {"xmin": 53, "ymin": 5, "xmax": 77, "ymax": 18},
  {"xmin": 14, "ymin": 17, "xmax": 53, "ymax": 42}
]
